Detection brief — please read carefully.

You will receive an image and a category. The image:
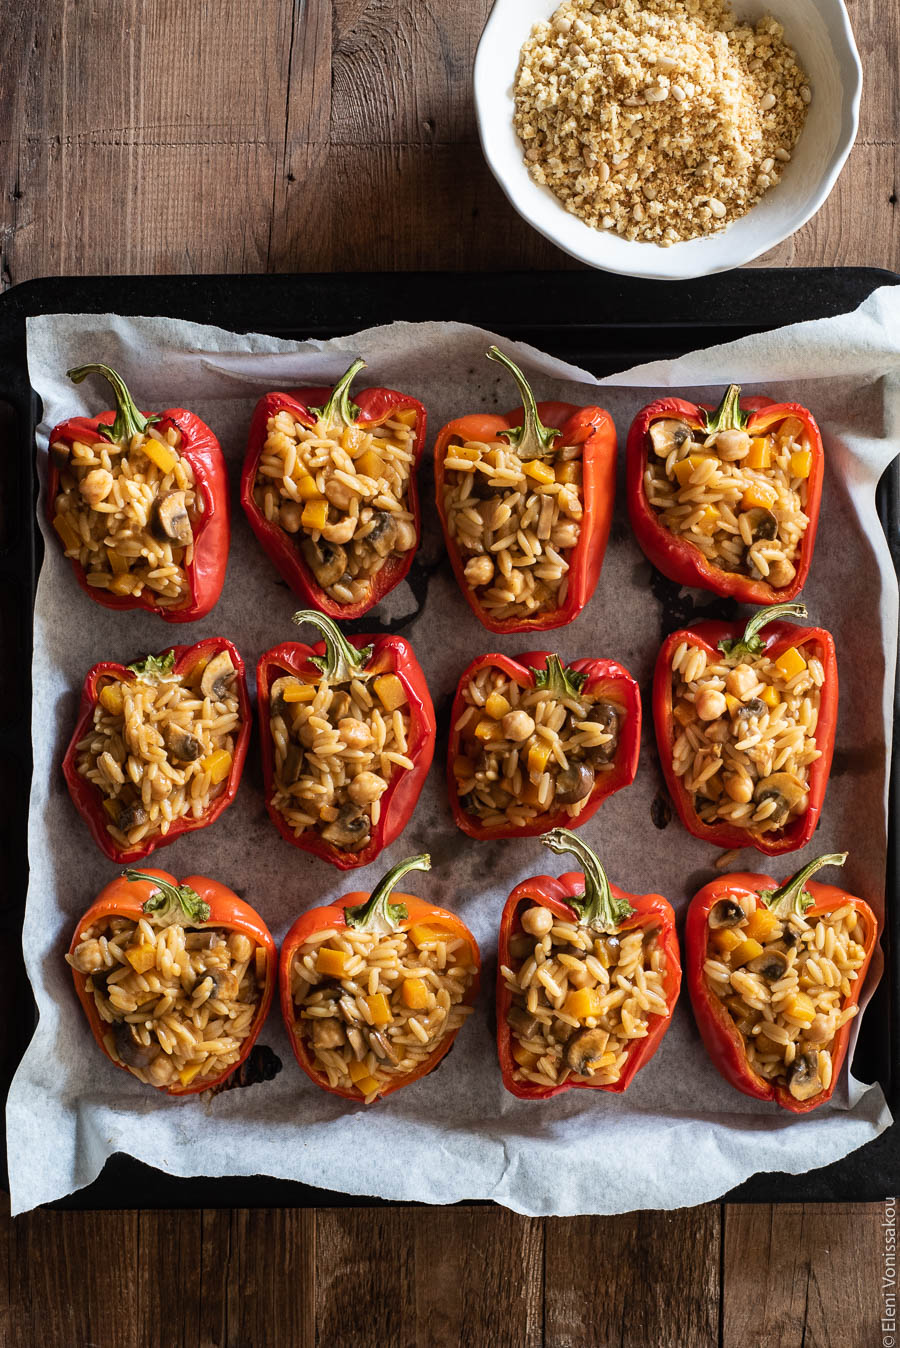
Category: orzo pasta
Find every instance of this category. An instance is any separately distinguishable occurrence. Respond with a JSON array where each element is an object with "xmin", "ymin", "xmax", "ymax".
[{"xmin": 281, "ymin": 856, "xmax": 480, "ymax": 1103}]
